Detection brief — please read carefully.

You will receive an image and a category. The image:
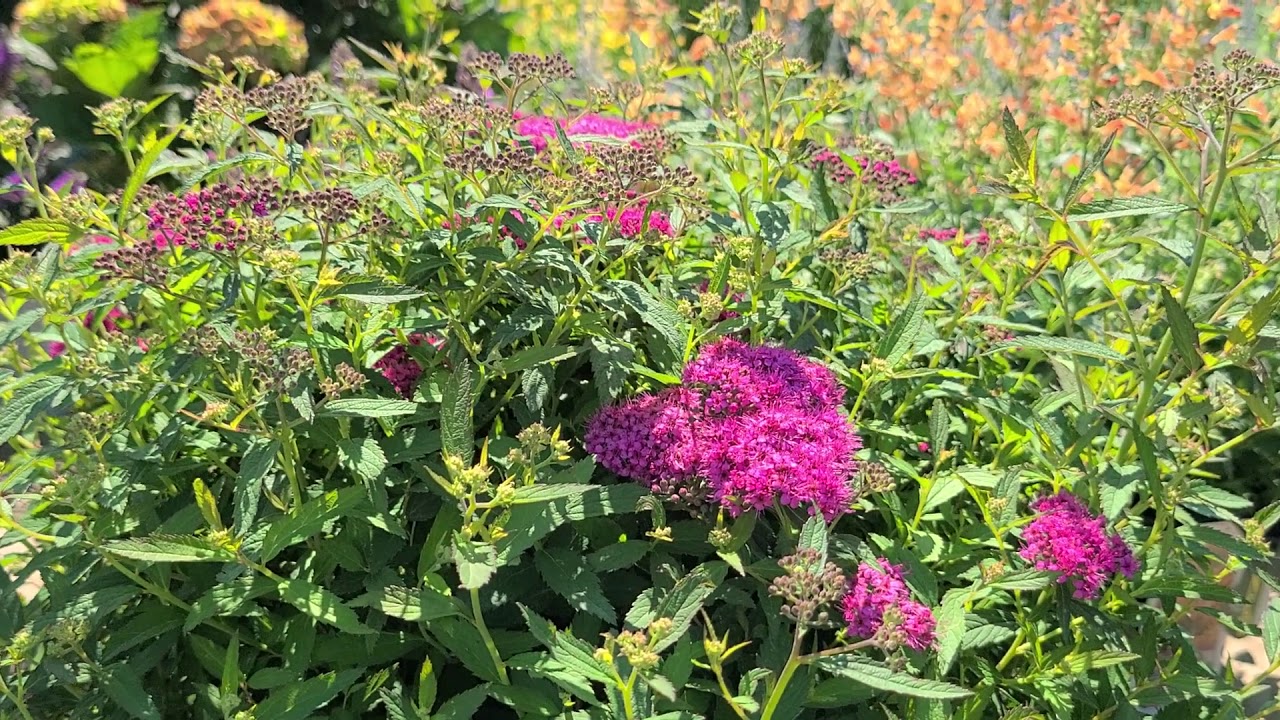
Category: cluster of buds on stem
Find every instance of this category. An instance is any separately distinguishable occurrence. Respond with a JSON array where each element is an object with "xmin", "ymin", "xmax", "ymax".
[{"xmin": 769, "ymin": 548, "xmax": 846, "ymax": 626}]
